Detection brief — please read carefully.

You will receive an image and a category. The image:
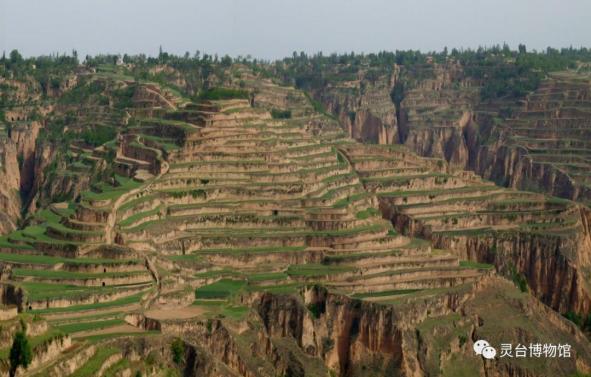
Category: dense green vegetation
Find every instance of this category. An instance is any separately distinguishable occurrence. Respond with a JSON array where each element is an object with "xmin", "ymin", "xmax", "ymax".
[
  {"xmin": 85, "ymin": 47, "xmax": 253, "ymax": 98},
  {"xmin": 270, "ymin": 108, "xmax": 292, "ymax": 119},
  {"xmin": 465, "ymin": 51, "xmax": 579, "ymax": 100},
  {"xmin": 510, "ymin": 265, "xmax": 529, "ymax": 293},
  {"xmin": 171, "ymin": 338, "xmax": 185, "ymax": 365},
  {"xmin": 0, "ymin": 50, "xmax": 79, "ymax": 98},
  {"xmin": 80, "ymin": 125, "xmax": 117, "ymax": 147},
  {"xmin": 9, "ymin": 329, "xmax": 32, "ymax": 377},
  {"xmin": 58, "ymin": 78, "xmax": 107, "ymax": 105},
  {"xmin": 198, "ymin": 87, "xmax": 249, "ymax": 100},
  {"xmin": 563, "ymin": 311, "xmax": 591, "ymax": 333},
  {"xmin": 111, "ymin": 85, "xmax": 136, "ymax": 109},
  {"xmin": 195, "ymin": 279, "xmax": 246, "ymax": 299}
]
